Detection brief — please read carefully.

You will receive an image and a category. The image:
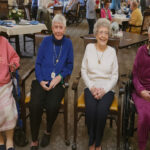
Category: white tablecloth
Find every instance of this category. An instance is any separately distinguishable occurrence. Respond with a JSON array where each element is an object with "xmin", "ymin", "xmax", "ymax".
[
  {"xmin": 112, "ymin": 14, "xmax": 130, "ymax": 25},
  {"xmin": 0, "ymin": 23, "xmax": 47, "ymax": 36}
]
